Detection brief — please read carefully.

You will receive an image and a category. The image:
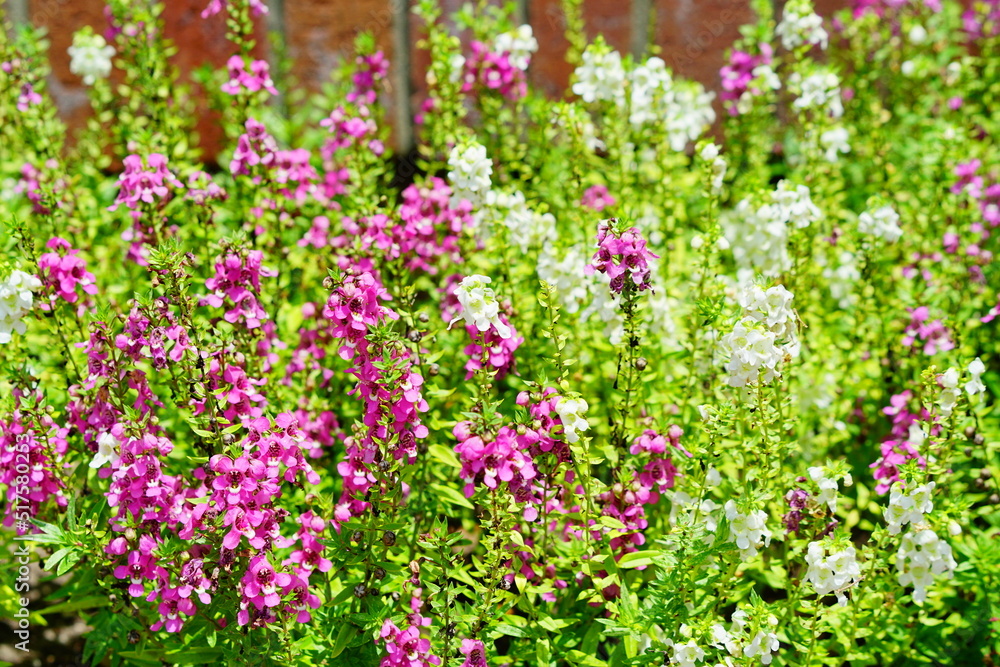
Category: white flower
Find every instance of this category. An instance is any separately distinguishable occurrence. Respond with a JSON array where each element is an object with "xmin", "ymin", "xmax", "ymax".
[
  {"xmin": 773, "ymin": 181, "xmax": 822, "ymax": 229},
  {"xmin": 821, "ymin": 250, "xmax": 859, "ymax": 309},
  {"xmin": 90, "ymin": 432, "xmax": 122, "ymax": 469},
  {"xmin": 807, "ymin": 466, "xmax": 847, "ymax": 513},
  {"xmin": 447, "ymin": 142, "xmax": 492, "ymax": 208},
  {"xmin": 724, "ymin": 500, "xmax": 772, "ymax": 560},
  {"xmin": 494, "ymin": 25, "xmax": 538, "ymax": 71},
  {"xmin": 938, "ymin": 367, "xmax": 960, "ymax": 416},
  {"xmin": 884, "ymin": 481, "xmax": 936, "ymax": 535},
  {"xmin": 701, "ymin": 143, "xmax": 727, "ymax": 193},
  {"xmin": 966, "ymin": 358, "xmax": 986, "ymax": 396},
  {"xmin": 776, "ymin": 5, "xmax": 828, "ymax": 51},
  {"xmin": 448, "ymin": 54, "xmax": 466, "ymax": 83},
  {"xmin": 671, "ymin": 640, "xmax": 706, "ymax": 667},
  {"xmin": 791, "ymin": 69, "xmax": 843, "ymax": 118},
  {"xmin": 572, "ymin": 46, "xmax": 626, "ymax": 103},
  {"xmin": 555, "ymin": 397, "xmax": 590, "ymax": 443},
  {"xmin": 896, "ymin": 528, "xmax": 956, "ymax": 604},
  {"xmin": 722, "ymin": 318, "xmax": 785, "ymax": 388},
  {"xmin": 858, "ymin": 205, "xmax": 903, "ymax": 243},
  {"xmin": 0, "ymin": 270, "xmax": 42, "ymax": 345},
  {"xmin": 68, "ymin": 30, "xmax": 116, "ymax": 86},
  {"xmin": 908, "ymin": 24, "xmax": 928, "ymax": 45},
  {"xmin": 724, "ymin": 181, "xmax": 822, "ymax": 278},
  {"xmin": 805, "ymin": 540, "xmax": 862, "ymax": 604},
  {"xmin": 451, "ymin": 275, "xmax": 511, "ymax": 339},
  {"xmin": 486, "ymin": 189, "xmax": 556, "ymax": 252},
  {"xmin": 743, "ymin": 630, "xmax": 780, "ymax": 665},
  {"xmin": 820, "ymin": 126, "xmax": 850, "ymax": 162}
]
